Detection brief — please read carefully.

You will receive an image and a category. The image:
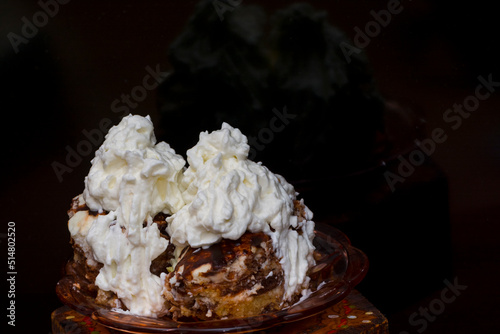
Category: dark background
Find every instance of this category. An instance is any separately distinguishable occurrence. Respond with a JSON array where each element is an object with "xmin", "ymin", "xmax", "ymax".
[{"xmin": 1, "ymin": 0, "xmax": 499, "ymax": 333}]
